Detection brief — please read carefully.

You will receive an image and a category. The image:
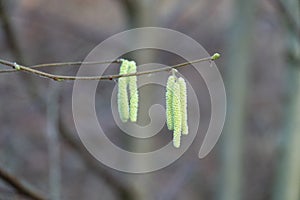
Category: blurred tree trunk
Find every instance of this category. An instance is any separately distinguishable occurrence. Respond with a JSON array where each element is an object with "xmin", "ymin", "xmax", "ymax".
[
  {"xmin": 121, "ymin": 1, "xmax": 159, "ymax": 199},
  {"xmin": 46, "ymin": 82, "xmax": 61, "ymax": 200},
  {"xmin": 273, "ymin": 0, "xmax": 300, "ymax": 200},
  {"xmin": 219, "ymin": 0, "xmax": 256, "ymax": 200}
]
